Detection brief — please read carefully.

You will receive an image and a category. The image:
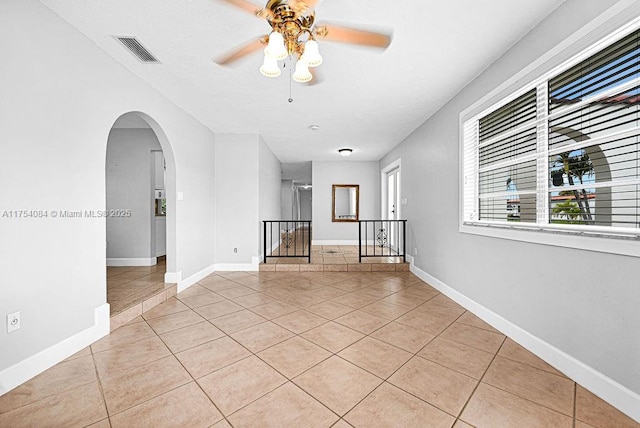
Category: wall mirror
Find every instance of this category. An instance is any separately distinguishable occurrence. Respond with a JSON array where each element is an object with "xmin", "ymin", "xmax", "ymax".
[{"xmin": 332, "ymin": 184, "xmax": 359, "ymax": 222}]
